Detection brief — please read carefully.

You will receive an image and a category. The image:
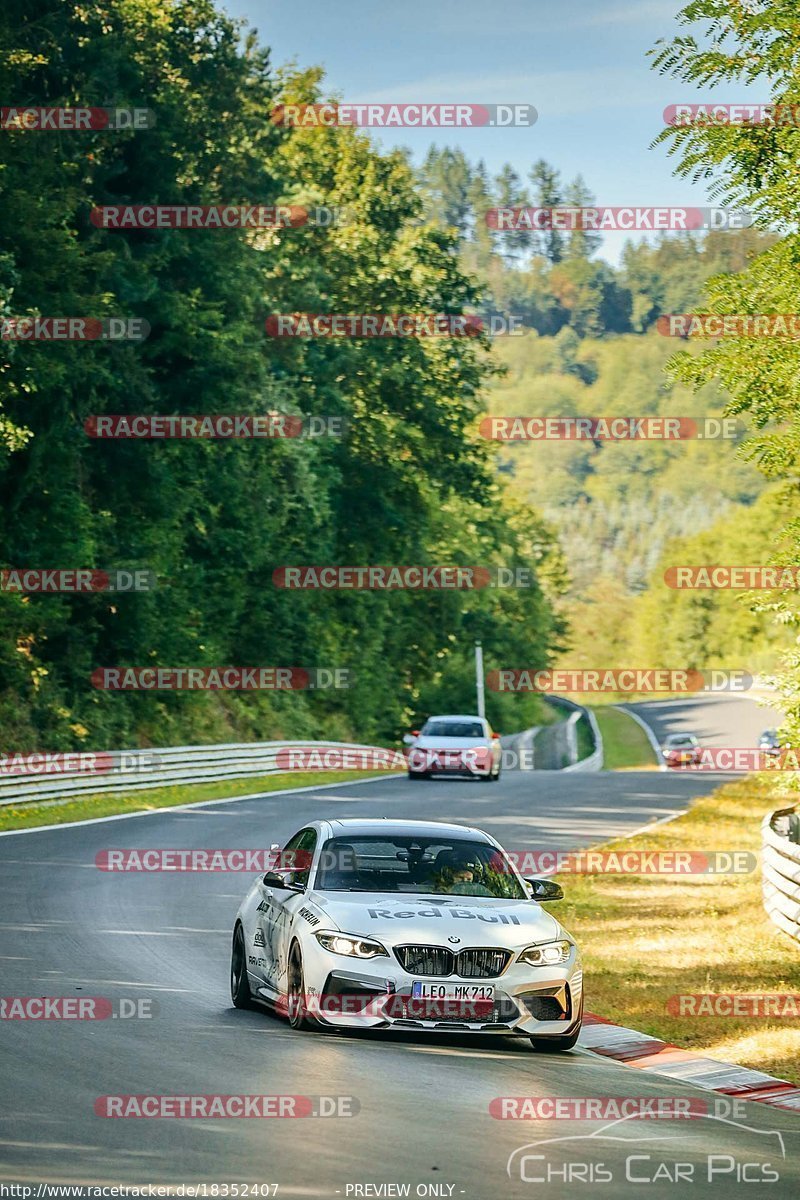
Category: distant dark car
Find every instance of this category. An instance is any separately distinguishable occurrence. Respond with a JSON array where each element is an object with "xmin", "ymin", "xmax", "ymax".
[
  {"xmin": 661, "ymin": 733, "xmax": 702, "ymax": 767},
  {"xmin": 759, "ymin": 729, "xmax": 784, "ymax": 757}
]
